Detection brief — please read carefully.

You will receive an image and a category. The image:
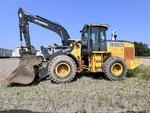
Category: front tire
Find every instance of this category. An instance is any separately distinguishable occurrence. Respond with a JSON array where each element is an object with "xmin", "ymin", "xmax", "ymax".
[
  {"xmin": 103, "ymin": 56, "xmax": 127, "ymax": 80},
  {"xmin": 48, "ymin": 55, "xmax": 77, "ymax": 83}
]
